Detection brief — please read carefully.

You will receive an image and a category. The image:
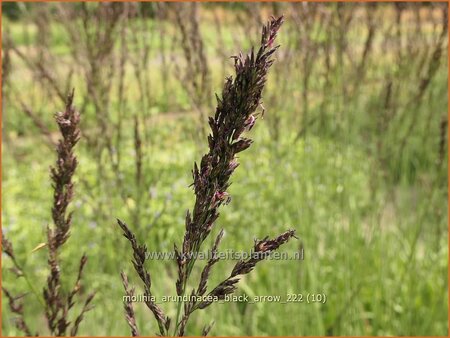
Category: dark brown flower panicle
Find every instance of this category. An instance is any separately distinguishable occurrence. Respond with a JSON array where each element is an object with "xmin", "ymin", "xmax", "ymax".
[
  {"xmin": 175, "ymin": 15, "xmax": 285, "ymax": 303},
  {"xmin": 42, "ymin": 91, "xmax": 95, "ymax": 336},
  {"xmin": 117, "ymin": 16, "xmax": 296, "ymax": 337},
  {"xmin": 2, "ymin": 91, "xmax": 94, "ymax": 336},
  {"xmin": 173, "ymin": 16, "xmax": 296, "ymax": 336},
  {"xmin": 50, "ymin": 89, "xmax": 81, "ymax": 248}
]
